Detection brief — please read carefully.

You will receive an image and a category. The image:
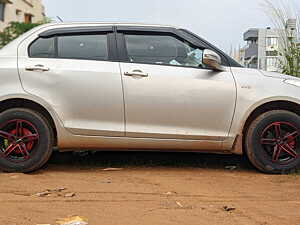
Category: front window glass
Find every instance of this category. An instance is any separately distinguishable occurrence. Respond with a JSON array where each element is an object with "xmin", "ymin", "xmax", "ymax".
[
  {"xmin": 125, "ymin": 34, "xmax": 204, "ymax": 68},
  {"xmin": 57, "ymin": 34, "xmax": 108, "ymax": 60}
]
